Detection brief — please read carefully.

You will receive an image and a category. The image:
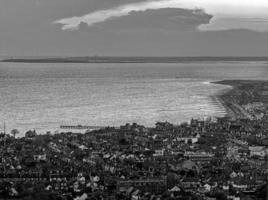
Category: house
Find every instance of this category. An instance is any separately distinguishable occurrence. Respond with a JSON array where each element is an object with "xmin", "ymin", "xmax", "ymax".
[
  {"xmin": 33, "ymin": 154, "xmax": 47, "ymax": 162},
  {"xmin": 153, "ymin": 149, "xmax": 165, "ymax": 157},
  {"xmin": 177, "ymin": 136, "xmax": 199, "ymax": 144},
  {"xmin": 180, "ymin": 160, "xmax": 200, "ymax": 172},
  {"xmin": 117, "ymin": 177, "xmax": 167, "ymax": 194},
  {"xmin": 131, "ymin": 190, "xmax": 140, "ymax": 200},
  {"xmin": 25, "ymin": 130, "xmax": 37, "ymax": 139},
  {"xmin": 181, "ymin": 177, "xmax": 200, "ymax": 191},
  {"xmin": 249, "ymin": 146, "xmax": 266, "ymax": 157},
  {"xmin": 227, "ymin": 196, "xmax": 240, "ymax": 200},
  {"xmin": 184, "ymin": 151, "xmax": 214, "ymax": 163}
]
